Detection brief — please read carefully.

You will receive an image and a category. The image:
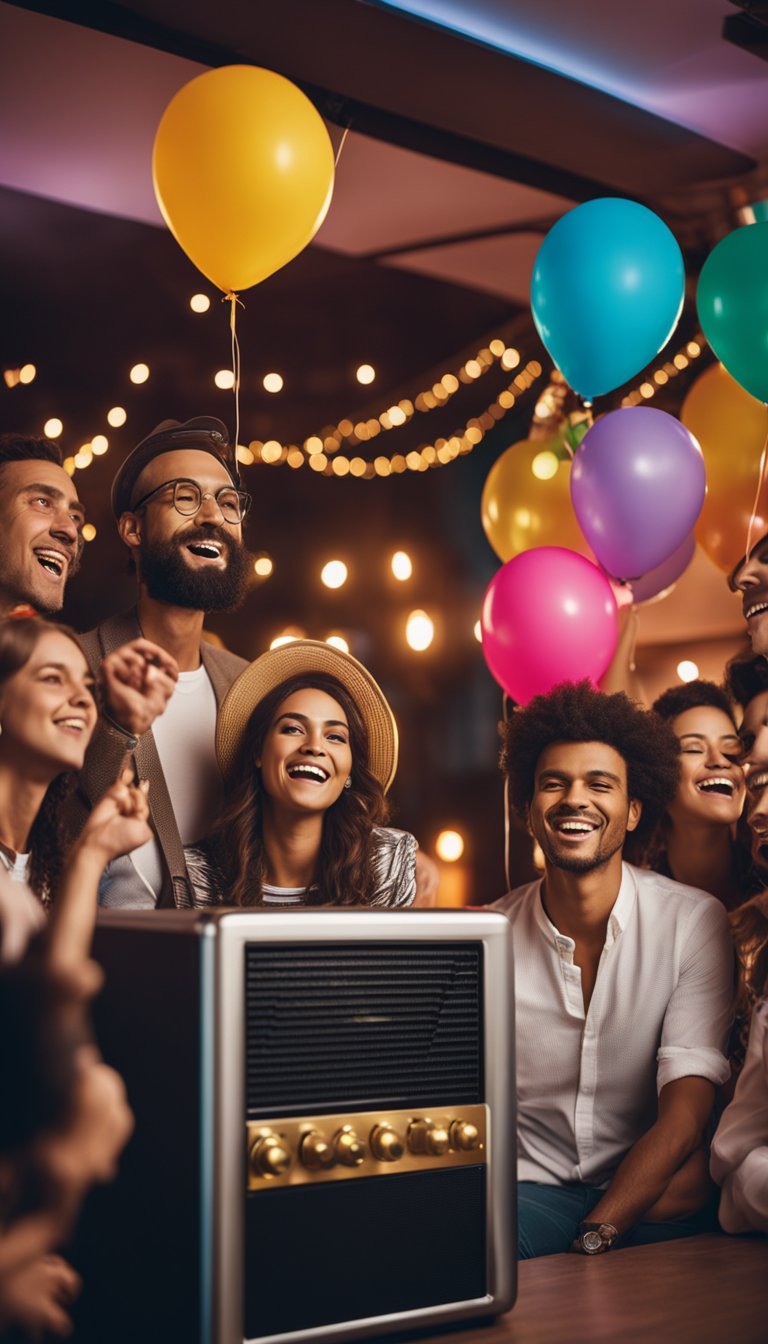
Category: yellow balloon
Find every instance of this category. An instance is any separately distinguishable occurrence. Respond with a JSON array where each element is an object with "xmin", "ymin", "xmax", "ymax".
[
  {"xmin": 681, "ymin": 362, "xmax": 768, "ymax": 573},
  {"xmin": 153, "ymin": 65, "xmax": 335, "ymax": 293},
  {"xmin": 481, "ymin": 437, "xmax": 591, "ymax": 563}
]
